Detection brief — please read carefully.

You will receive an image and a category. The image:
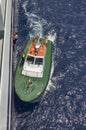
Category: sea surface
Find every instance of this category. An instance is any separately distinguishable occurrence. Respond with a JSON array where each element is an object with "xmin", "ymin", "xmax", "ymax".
[{"xmin": 14, "ymin": 0, "xmax": 86, "ymax": 130}]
